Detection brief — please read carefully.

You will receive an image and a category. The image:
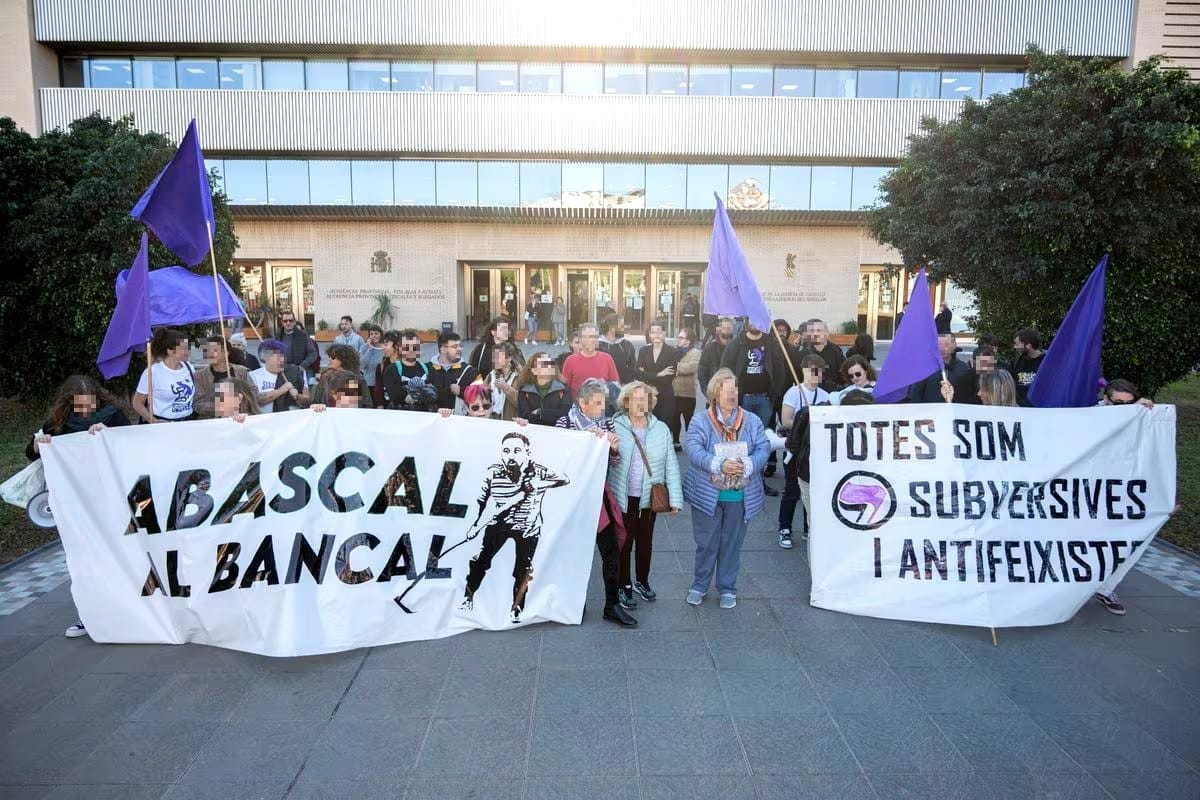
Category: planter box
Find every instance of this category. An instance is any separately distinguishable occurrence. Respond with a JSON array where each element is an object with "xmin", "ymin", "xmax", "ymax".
[
  {"xmin": 313, "ymin": 330, "xmax": 337, "ymax": 342},
  {"xmin": 830, "ymin": 334, "xmax": 857, "ymax": 346}
]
